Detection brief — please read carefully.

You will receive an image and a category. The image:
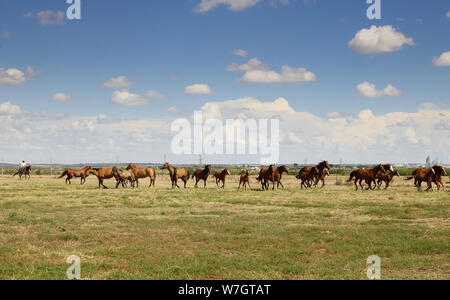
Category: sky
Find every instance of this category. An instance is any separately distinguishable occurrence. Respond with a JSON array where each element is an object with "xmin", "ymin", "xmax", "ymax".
[{"xmin": 0, "ymin": 0, "xmax": 449, "ymax": 165}]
